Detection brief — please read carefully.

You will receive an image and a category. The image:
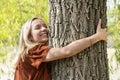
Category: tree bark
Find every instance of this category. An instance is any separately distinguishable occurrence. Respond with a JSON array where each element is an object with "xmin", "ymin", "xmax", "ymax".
[{"xmin": 48, "ymin": 0, "xmax": 109, "ymax": 80}]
